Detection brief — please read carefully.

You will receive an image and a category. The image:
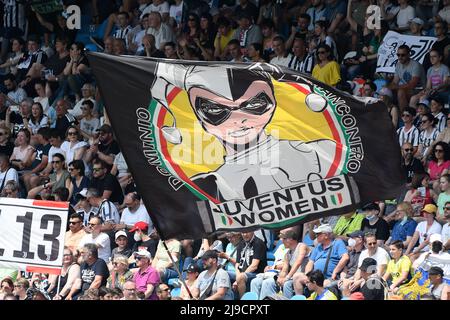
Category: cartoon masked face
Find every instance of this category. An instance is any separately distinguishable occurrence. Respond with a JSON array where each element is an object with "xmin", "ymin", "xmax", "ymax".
[{"xmin": 188, "ymin": 80, "xmax": 276, "ymax": 146}]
